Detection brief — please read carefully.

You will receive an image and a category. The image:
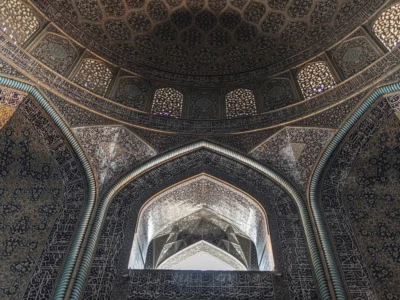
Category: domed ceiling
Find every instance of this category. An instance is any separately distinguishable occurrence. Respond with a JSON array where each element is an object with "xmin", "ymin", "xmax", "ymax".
[{"xmin": 32, "ymin": 0, "xmax": 384, "ymax": 84}]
